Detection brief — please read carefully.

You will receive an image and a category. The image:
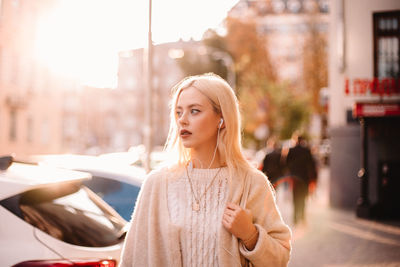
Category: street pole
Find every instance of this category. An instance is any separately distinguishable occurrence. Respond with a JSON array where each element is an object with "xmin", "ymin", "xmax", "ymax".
[
  {"xmin": 144, "ymin": 0, "xmax": 153, "ymax": 173},
  {"xmin": 356, "ymin": 117, "xmax": 370, "ymax": 218}
]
